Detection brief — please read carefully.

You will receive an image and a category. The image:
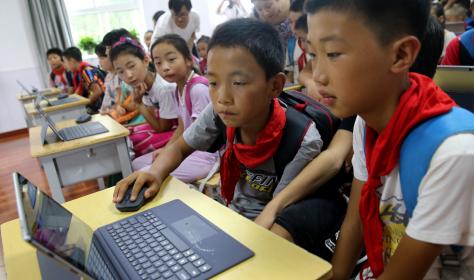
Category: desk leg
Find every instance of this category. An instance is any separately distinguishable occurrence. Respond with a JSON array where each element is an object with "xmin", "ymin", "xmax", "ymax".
[
  {"xmin": 116, "ymin": 138, "xmax": 133, "ymax": 178},
  {"xmin": 97, "ymin": 177, "xmax": 106, "ymax": 190},
  {"xmin": 41, "ymin": 158, "xmax": 65, "ymax": 203}
]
